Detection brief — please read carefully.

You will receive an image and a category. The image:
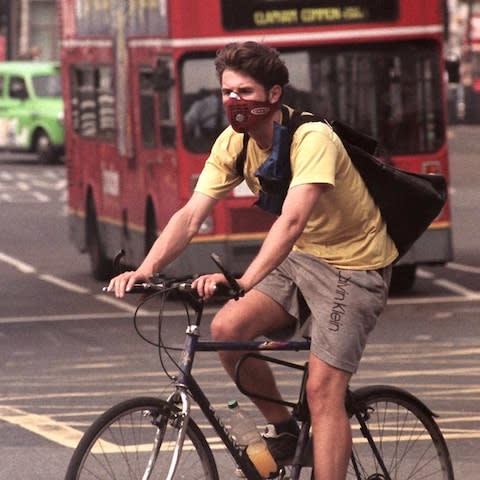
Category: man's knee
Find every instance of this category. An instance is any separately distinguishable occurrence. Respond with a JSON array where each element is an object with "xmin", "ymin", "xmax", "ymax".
[
  {"xmin": 210, "ymin": 311, "xmax": 231, "ymax": 341},
  {"xmin": 306, "ymin": 358, "xmax": 350, "ymax": 416},
  {"xmin": 210, "ymin": 301, "xmax": 245, "ymax": 341}
]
